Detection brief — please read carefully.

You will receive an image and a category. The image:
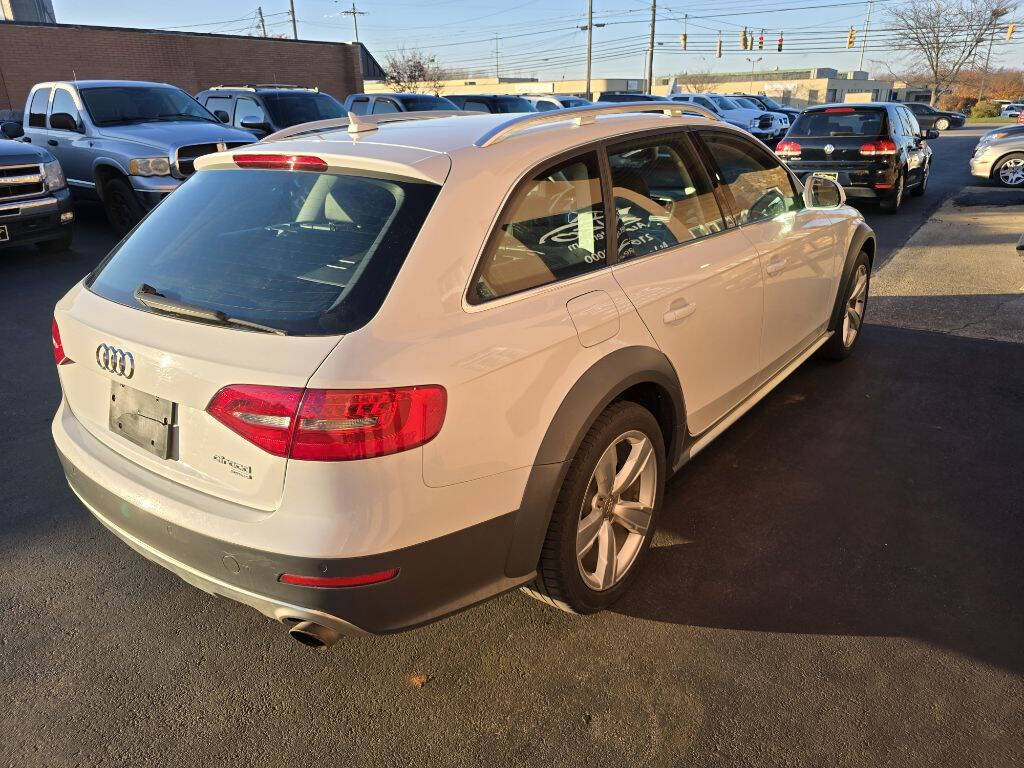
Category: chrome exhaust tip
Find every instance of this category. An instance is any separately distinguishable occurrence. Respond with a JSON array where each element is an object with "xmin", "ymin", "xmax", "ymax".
[{"xmin": 288, "ymin": 621, "xmax": 342, "ymax": 649}]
